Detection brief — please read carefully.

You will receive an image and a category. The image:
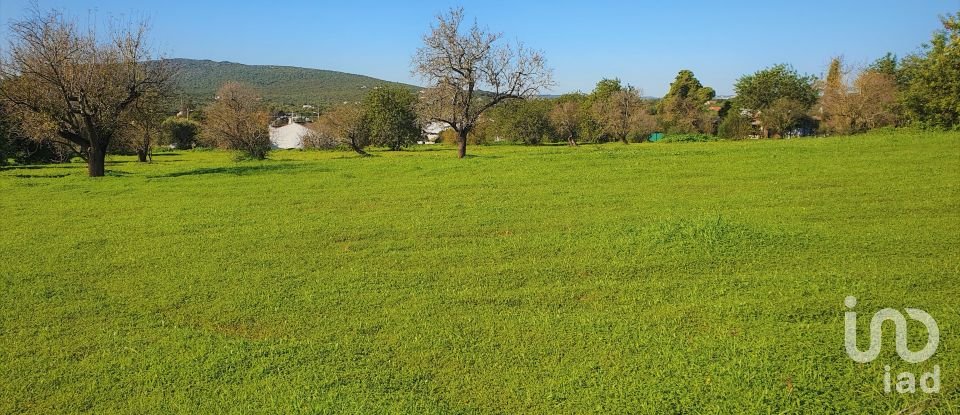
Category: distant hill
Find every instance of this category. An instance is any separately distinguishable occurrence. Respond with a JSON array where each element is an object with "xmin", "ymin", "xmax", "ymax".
[{"xmin": 167, "ymin": 58, "xmax": 420, "ymax": 108}]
